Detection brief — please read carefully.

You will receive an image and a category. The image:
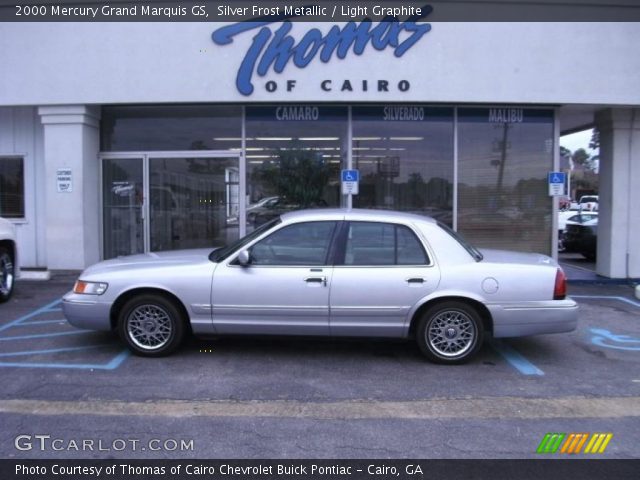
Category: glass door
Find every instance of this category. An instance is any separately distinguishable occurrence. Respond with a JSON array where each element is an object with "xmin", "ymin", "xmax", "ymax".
[
  {"xmin": 102, "ymin": 156, "xmax": 145, "ymax": 259},
  {"xmin": 148, "ymin": 154, "xmax": 240, "ymax": 251},
  {"xmin": 101, "ymin": 152, "xmax": 242, "ymax": 259}
]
